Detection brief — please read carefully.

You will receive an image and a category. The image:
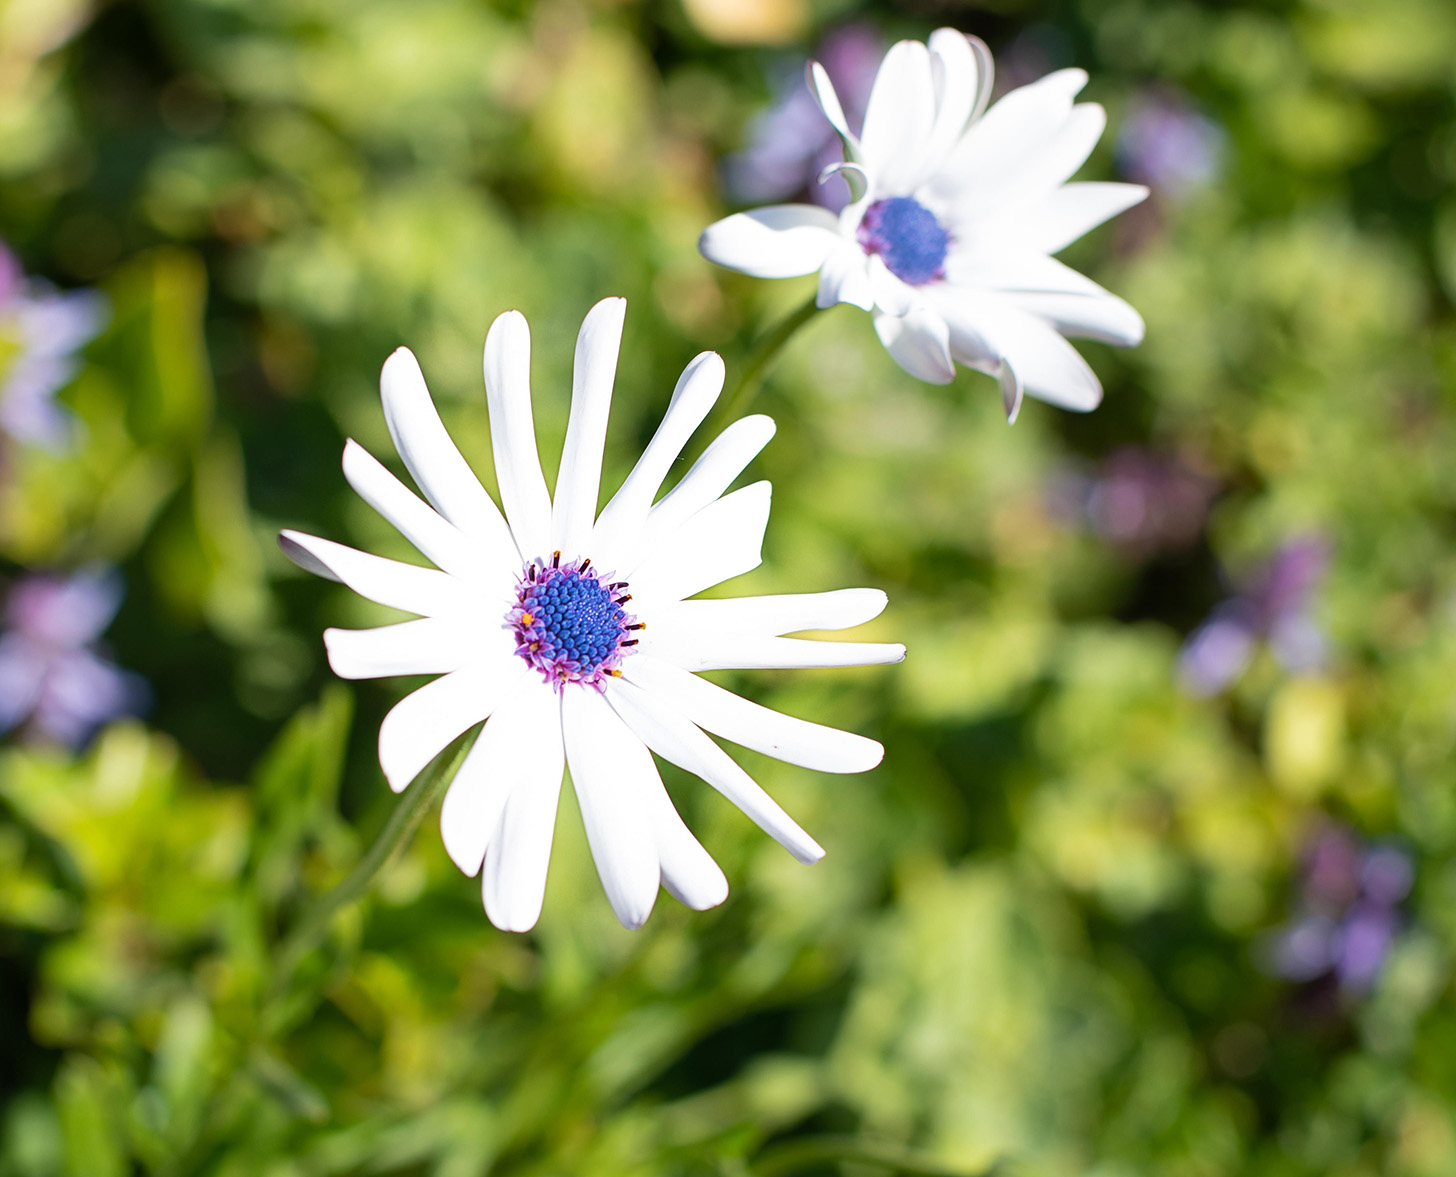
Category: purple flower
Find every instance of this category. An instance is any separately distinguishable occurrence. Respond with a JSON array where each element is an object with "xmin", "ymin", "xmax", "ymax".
[
  {"xmin": 1116, "ymin": 88, "xmax": 1225, "ymax": 201},
  {"xmin": 0, "ymin": 568, "xmax": 148, "ymax": 748},
  {"xmin": 0, "ymin": 240, "xmax": 107, "ymax": 451},
  {"xmin": 723, "ymin": 24, "xmax": 883, "ymax": 212},
  {"xmin": 1051, "ymin": 446, "xmax": 1216, "ymax": 557},
  {"xmin": 1263, "ymin": 824, "xmax": 1412, "ymax": 995},
  {"xmin": 1180, "ymin": 534, "xmax": 1330, "ymax": 696}
]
